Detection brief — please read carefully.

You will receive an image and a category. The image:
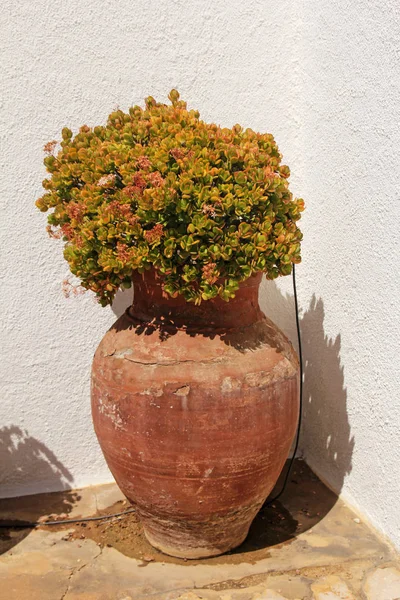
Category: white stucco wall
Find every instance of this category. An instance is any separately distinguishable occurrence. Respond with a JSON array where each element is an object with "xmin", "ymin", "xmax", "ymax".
[
  {"xmin": 265, "ymin": 0, "xmax": 400, "ymax": 550},
  {"xmin": 298, "ymin": 0, "xmax": 400, "ymax": 550},
  {"xmin": 1, "ymin": 0, "xmax": 399, "ymax": 548}
]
